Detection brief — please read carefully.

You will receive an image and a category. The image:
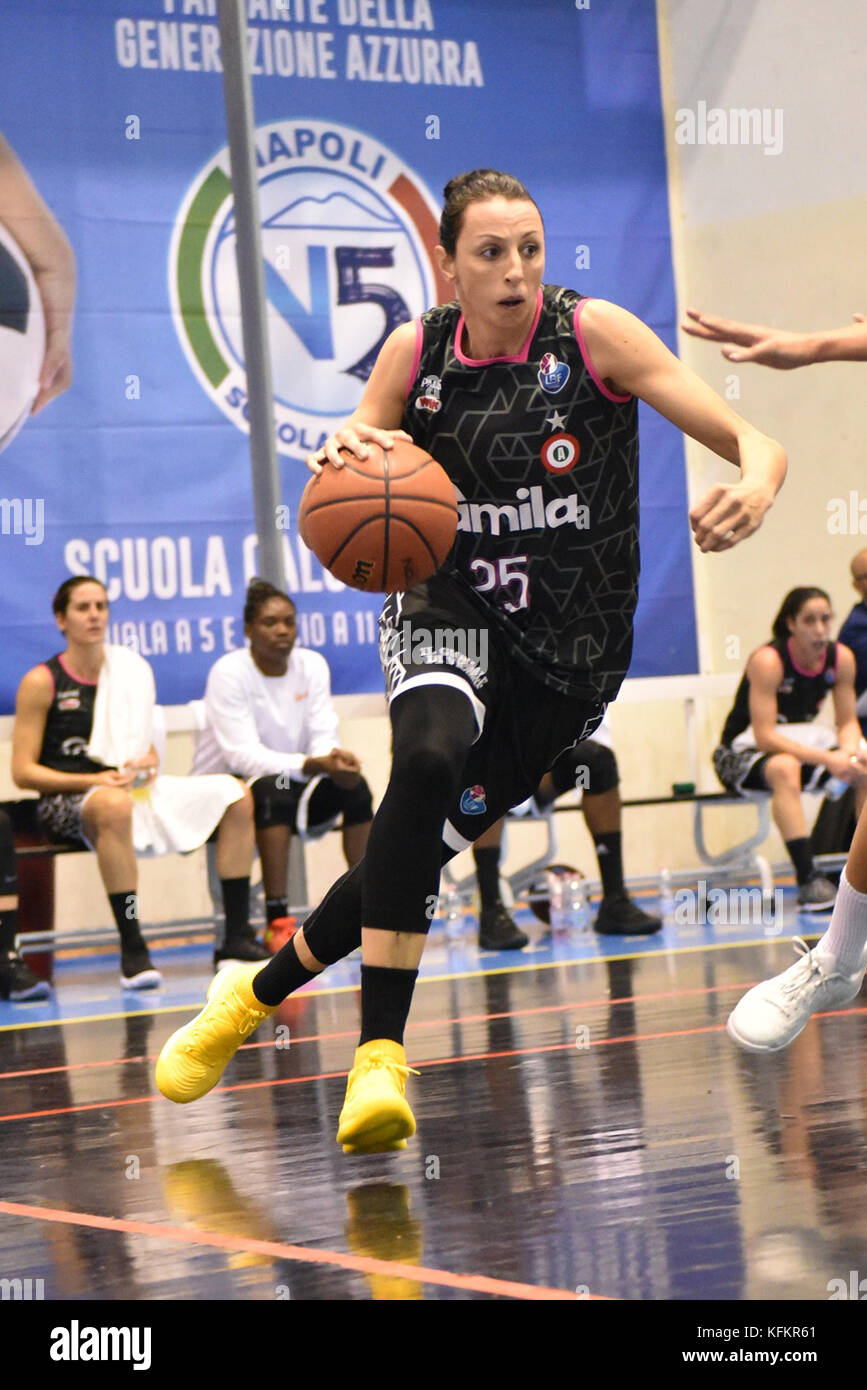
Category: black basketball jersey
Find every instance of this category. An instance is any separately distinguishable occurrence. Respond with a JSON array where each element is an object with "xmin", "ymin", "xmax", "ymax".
[
  {"xmin": 399, "ymin": 284, "xmax": 640, "ymax": 701},
  {"xmin": 720, "ymin": 639, "xmax": 838, "ymax": 746},
  {"xmin": 38, "ymin": 654, "xmax": 108, "ymax": 774}
]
